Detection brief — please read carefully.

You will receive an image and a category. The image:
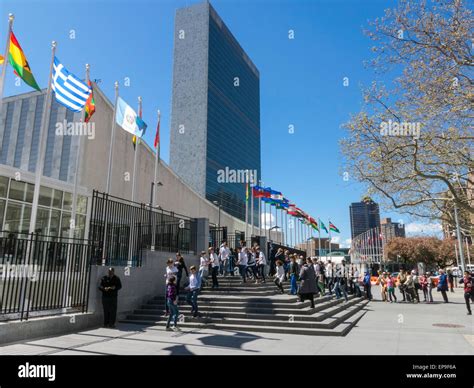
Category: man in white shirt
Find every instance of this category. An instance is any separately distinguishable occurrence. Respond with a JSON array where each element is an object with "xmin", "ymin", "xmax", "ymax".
[
  {"xmin": 185, "ymin": 266, "xmax": 200, "ymax": 318},
  {"xmin": 238, "ymin": 242, "xmax": 248, "ymax": 283},
  {"xmin": 256, "ymin": 246, "xmax": 266, "ymax": 283},
  {"xmin": 209, "ymin": 247, "xmax": 220, "ymax": 289},
  {"xmin": 219, "ymin": 241, "xmax": 230, "ymax": 276}
]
